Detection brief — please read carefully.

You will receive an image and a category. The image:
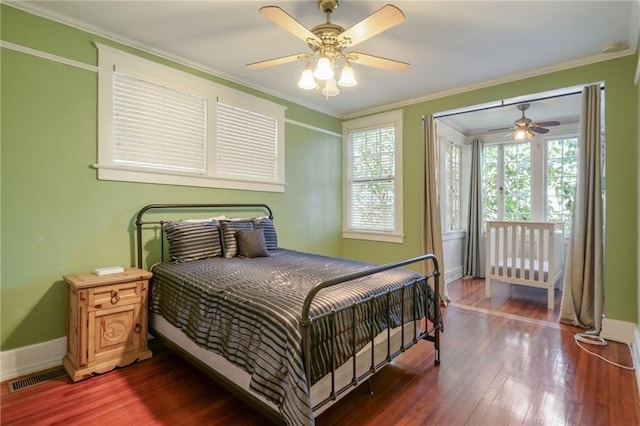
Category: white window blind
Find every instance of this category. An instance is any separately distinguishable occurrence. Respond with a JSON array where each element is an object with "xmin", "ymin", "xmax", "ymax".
[
  {"xmin": 113, "ymin": 72, "xmax": 207, "ymax": 174},
  {"xmin": 346, "ymin": 126, "xmax": 396, "ymax": 232},
  {"xmin": 216, "ymin": 101, "xmax": 278, "ymax": 182}
]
